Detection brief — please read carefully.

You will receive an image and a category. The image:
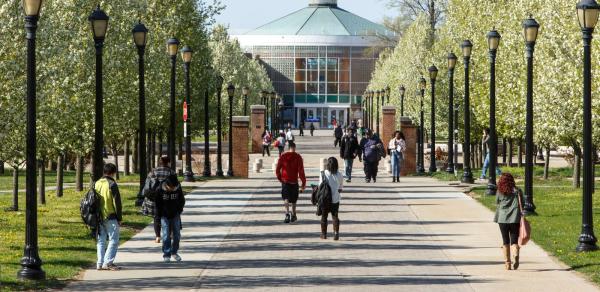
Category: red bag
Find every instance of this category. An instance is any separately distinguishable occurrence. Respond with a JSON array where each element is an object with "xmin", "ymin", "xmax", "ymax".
[
  {"xmin": 273, "ymin": 140, "xmax": 280, "ymax": 147},
  {"xmin": 517, "ymin": 193, "xmax": 531, "ymax": 246}
]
